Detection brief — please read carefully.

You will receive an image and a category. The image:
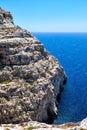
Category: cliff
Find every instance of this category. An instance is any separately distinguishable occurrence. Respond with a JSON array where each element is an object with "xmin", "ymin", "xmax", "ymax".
[{"xmin": 0, "ymin": 8, "xmax": 66, "ymax": 124}]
